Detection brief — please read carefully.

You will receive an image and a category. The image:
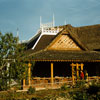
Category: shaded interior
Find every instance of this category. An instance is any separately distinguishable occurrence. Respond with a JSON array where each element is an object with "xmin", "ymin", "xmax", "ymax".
[{"xmin": 32, "ymin": 62, "xmax": 100, "ymax": 77}]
